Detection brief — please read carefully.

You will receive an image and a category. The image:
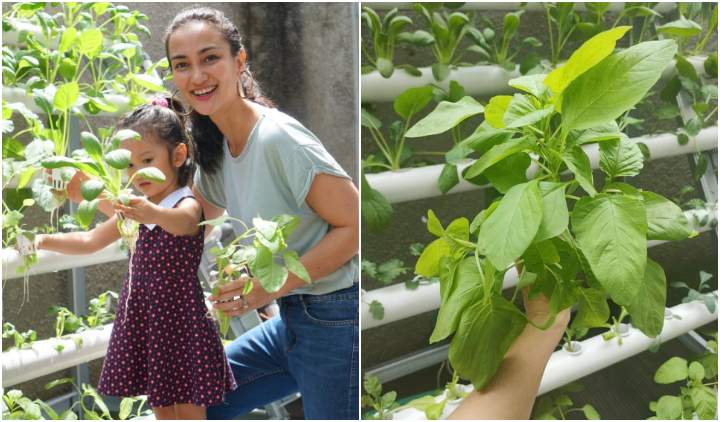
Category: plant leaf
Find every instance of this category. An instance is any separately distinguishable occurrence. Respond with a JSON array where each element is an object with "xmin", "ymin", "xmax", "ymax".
[
  {"xmin": 572, "ymin": 194, "xmax": 647, "ymax": 305},
  {"xmin": 393, "ymin": 85, "xmax": 434, "ymax": 120},
  {"xmin": 484, "ymin": 152, "xmax": 531, "ymax": 194},
  {"xmin": 572, "ymin": 287, "xmax": 610, "ymax": 329},
  {"xmin": 598, "ymin": 136, "xmax": 643, "ymax": 180},
  {"xmin": 534, "ymin": 182, "xmax": 568, "ymax": 242},
  {"xmin": 431, "ymin": 257, "xmax": 483, "ymax": 342},
  {"xmin": 449, "ymin": 295, "xmax": 527, "ymax": 391},
  {"xmin": 465, "ymin": 136, "xmax": 535, "ymax": 179},
  {"xmin": 562, "ymin": 40, "xmax": 677, "ymax": 132},
  {"xmin": 283, "ymin": 250, "xmax": 310, "ymax": 283},
  {"xmin": 484, "ymin": 95, "xmax": 512, "ymax": 129},
  {"xmin": 104, "ymin": 149, "xmax": 131, "ymax": 170},
  {"xmin": 691, "ymin": 385, "xmax": 717, "ymax": 420},
  {"xmin": 642, "ymin": 191, "xmax": 695, "ymax": 241},
  {"xmin": 625, "ymin": 258, "xmax": 666, "ymax": 337},
  {"xmin": 654, "ymin": 357, "xmax": 689, "ymax": 384},
  {"xmin": 544, "ymin": 26, "xmax": 631, "ymax": 97},
  {"xmin": 406, "ymin": 96, "xmax": 485, "ymax": 138},
  {"xmin": 80, "ymin": 180, "xmax": 105, "ymax": 201},
  {"xmin": 503, "ymin": 94, "xmax": 554, "ymax": 128},
  {"xmin": 53, "ymin": 82, "xmax": 80, "ymax": 112},
  {"xmin": 479, "ymin": 180, "xmax": 543, "ymax": 268},
  {"xmin": 562, "ymin": 147, "xmax": 596, "ymax": 196}
]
